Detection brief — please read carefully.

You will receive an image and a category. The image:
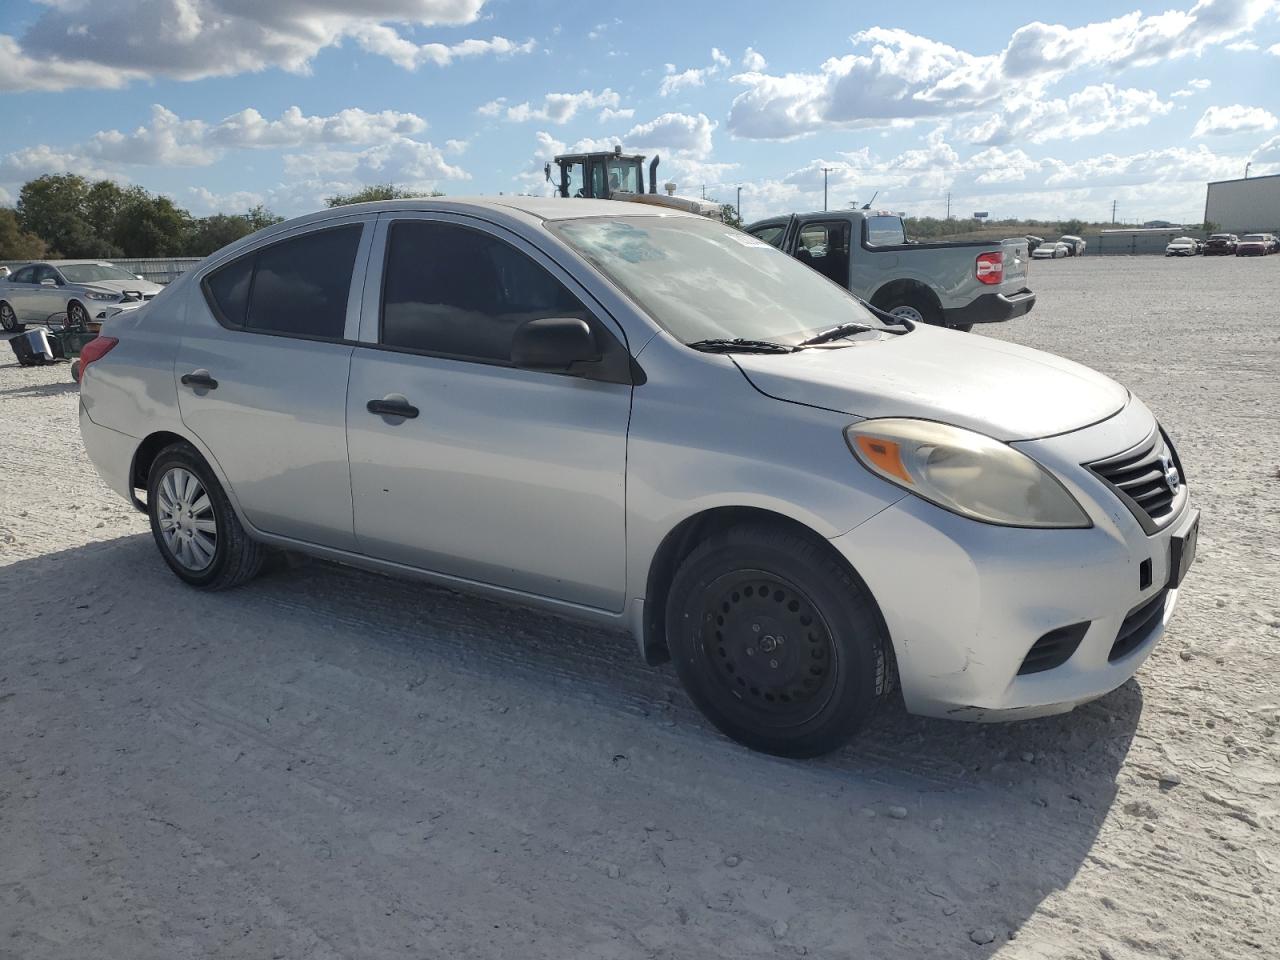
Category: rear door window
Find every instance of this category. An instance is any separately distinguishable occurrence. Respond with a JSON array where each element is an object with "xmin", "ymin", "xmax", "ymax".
[
  {"xmin": 201, "ymin": 225, "xmax": 362, "ymax": 340},
  {"xmin": 10, "ymin": 266, "xmax": 35, "ymax": 284},
  {"xmin": 381, "ymin": 219, "xmax": 593, "ymax": 363},
  {"xmin": 795, "ymin": 220, "xmax": 851, "ymax": 288},
  {"xmin": 864, "ymin": 216, "xmax": 906, "ymax": 246},
  {"xmin": 748, "ymin": 224, "xmax": 786, "ymax": 249}
]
